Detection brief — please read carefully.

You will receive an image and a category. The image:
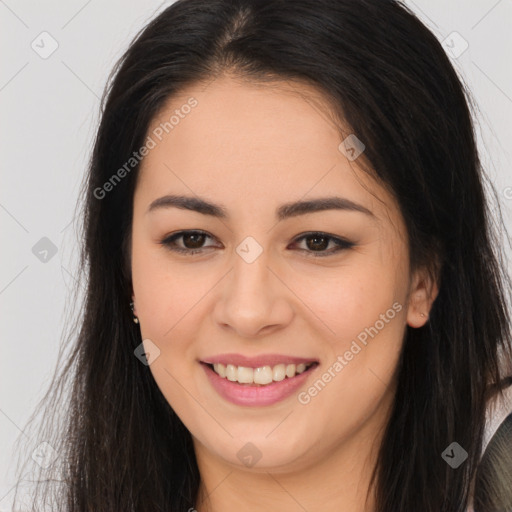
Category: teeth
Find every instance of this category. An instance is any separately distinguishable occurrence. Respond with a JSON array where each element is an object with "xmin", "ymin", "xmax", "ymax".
[
  {"xmin": 296, "ymin": 363, "xmax": 307, "ymax": 374},
  {"xmin": 216, "ymin": 363, "xmax": 226, "ymax": 378},
  {"xmin": 237, "ymin": 366, "xmax": 253, "ymax": 384},
  {"xmin": 226, "ymin": 364, "xmax": 237, "ymax": 381},
  {"xmin": 254, "ymin": 366, "xmax": 273, "ymax": 385},
  {"xmin": 272, "ymin": 364, "xmax": 286, "ymax": 382},
  {"xmin": 285, "ymin": 364, "xmax": 295, "ymax": 378},
  {"xmin": 211, "ymin": 362, "xmax": 315, "ymax": 385}
]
